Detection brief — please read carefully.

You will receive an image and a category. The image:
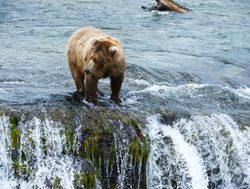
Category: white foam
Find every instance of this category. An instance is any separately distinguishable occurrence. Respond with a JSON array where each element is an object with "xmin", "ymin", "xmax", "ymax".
[
  {"xmin": 126, "ymin": 78, "xmax": 151, "ymax": 87},
  {"xmin": 124, "ymin": 95, "xmax": 139, "ymax": 105},
  {"xmin": 214, "ymin": 114, "xmax": 250, "ymax": 182},
  {"xmin": 176, "ymin": 114, "xmax": 233, "ymax": 188},
  {"xmin": 152, "ymin": 10, "xmax": 170, "ymax": 15},
  {"xmin": 146, "ymin": 113, "xmax": 250, "ymax": 188},
  {"xmin": 126, "ymin": 83, "xmax": 250, "ymax": 107},
  {"xmin": 146, "ymin": 115, "xmax": 208, "ymax": 189},
  {"xmin": 127, "ymin": 83, "xmax": 208, "ymax": 100},
  {"xmin": 0, "ymin": 115, "xmax": 77, "ymax": 189},
  {"xmin": 231, "ymin": 87, "xmax": 250, "ymax": 99},
  {"xmin": 2, "ymin": 81, "xmax": 25, "ymax": 85},
  {"xmin": 0, "ymin": 116, "xmax": 17, "ymax": 189},
  {"xmin": 176, "ymin": 113, "xmax": 250, "ymax": 188}
]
